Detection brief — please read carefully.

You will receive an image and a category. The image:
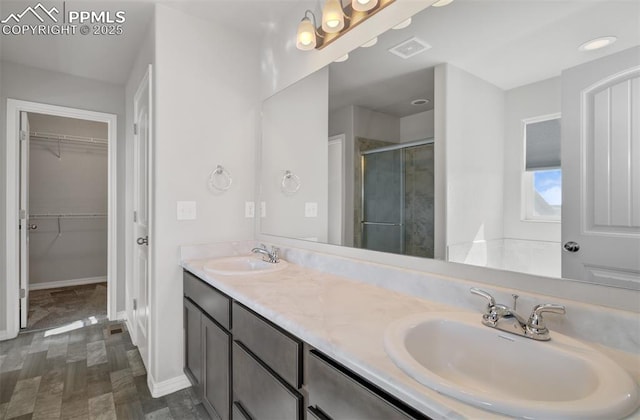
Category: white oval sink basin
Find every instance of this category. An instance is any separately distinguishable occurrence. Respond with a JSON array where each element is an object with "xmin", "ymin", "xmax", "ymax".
[
  {"xmin": 204, "ymin": 256, "xmax": 288, "ymax": 276},
  {"xmin": 384, "ymin": 312, "xmax": 639, "ymax": 419}
]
